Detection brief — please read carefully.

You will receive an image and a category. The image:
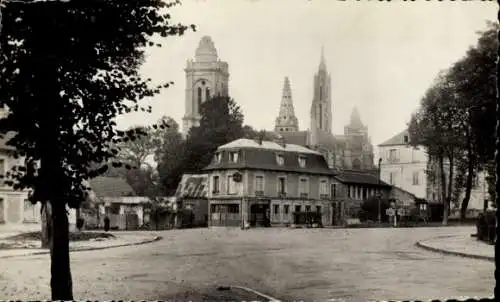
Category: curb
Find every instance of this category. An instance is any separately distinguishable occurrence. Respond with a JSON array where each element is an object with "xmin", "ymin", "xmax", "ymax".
[
  {"xmin": 223, "ymin": 285, "xmax": 281, "ymax": 302},
  {"xmin": 0, "ymin": 235, "xmax": 163, "ymax": 259},
  {"xmin": 415, "ymin": 240, "xmax": 494, "ymax": 262}
]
